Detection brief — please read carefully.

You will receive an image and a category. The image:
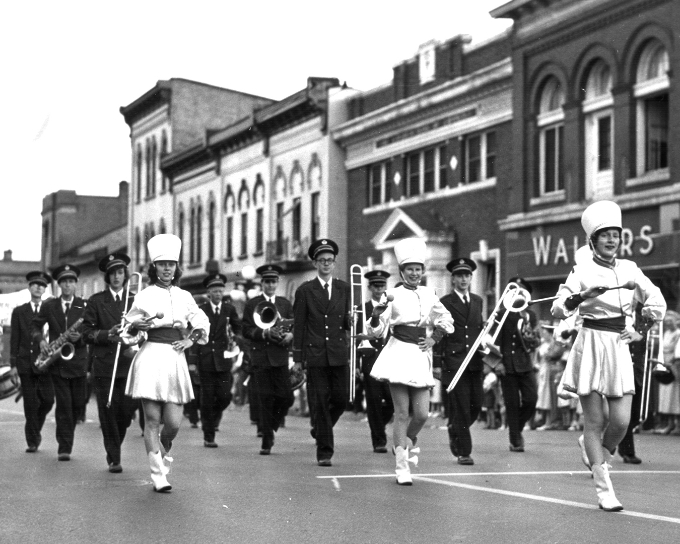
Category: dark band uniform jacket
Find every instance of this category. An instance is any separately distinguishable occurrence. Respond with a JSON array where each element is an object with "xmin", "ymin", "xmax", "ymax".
[
  {"xmin": 293, "ymin": 278, "xmax": 351, "ymax": 367},
  {"xmin": 31, "ymin": 297, "xmax": 89, "ymax": 377},
  {"xmin": 243, "ymin": 294, "xmax": 294, "ymax": 367},
  {"xmin": 82, "ymin": 290, "xmax": 135, "ymax": 379},
  {"xmin": 10, "ymin": 302, "xmax": 47, "ymax": 374},
  {"xmin": 496, "ymin": 310, "xmax": 538, "ymax": 373},
  {"xmin": 196, "ymin": 299, "xmax": 242, "ymax": 373},
  {"xmin": 436, "ymin": 292, "xmax": 485, "ymax": 383}
]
